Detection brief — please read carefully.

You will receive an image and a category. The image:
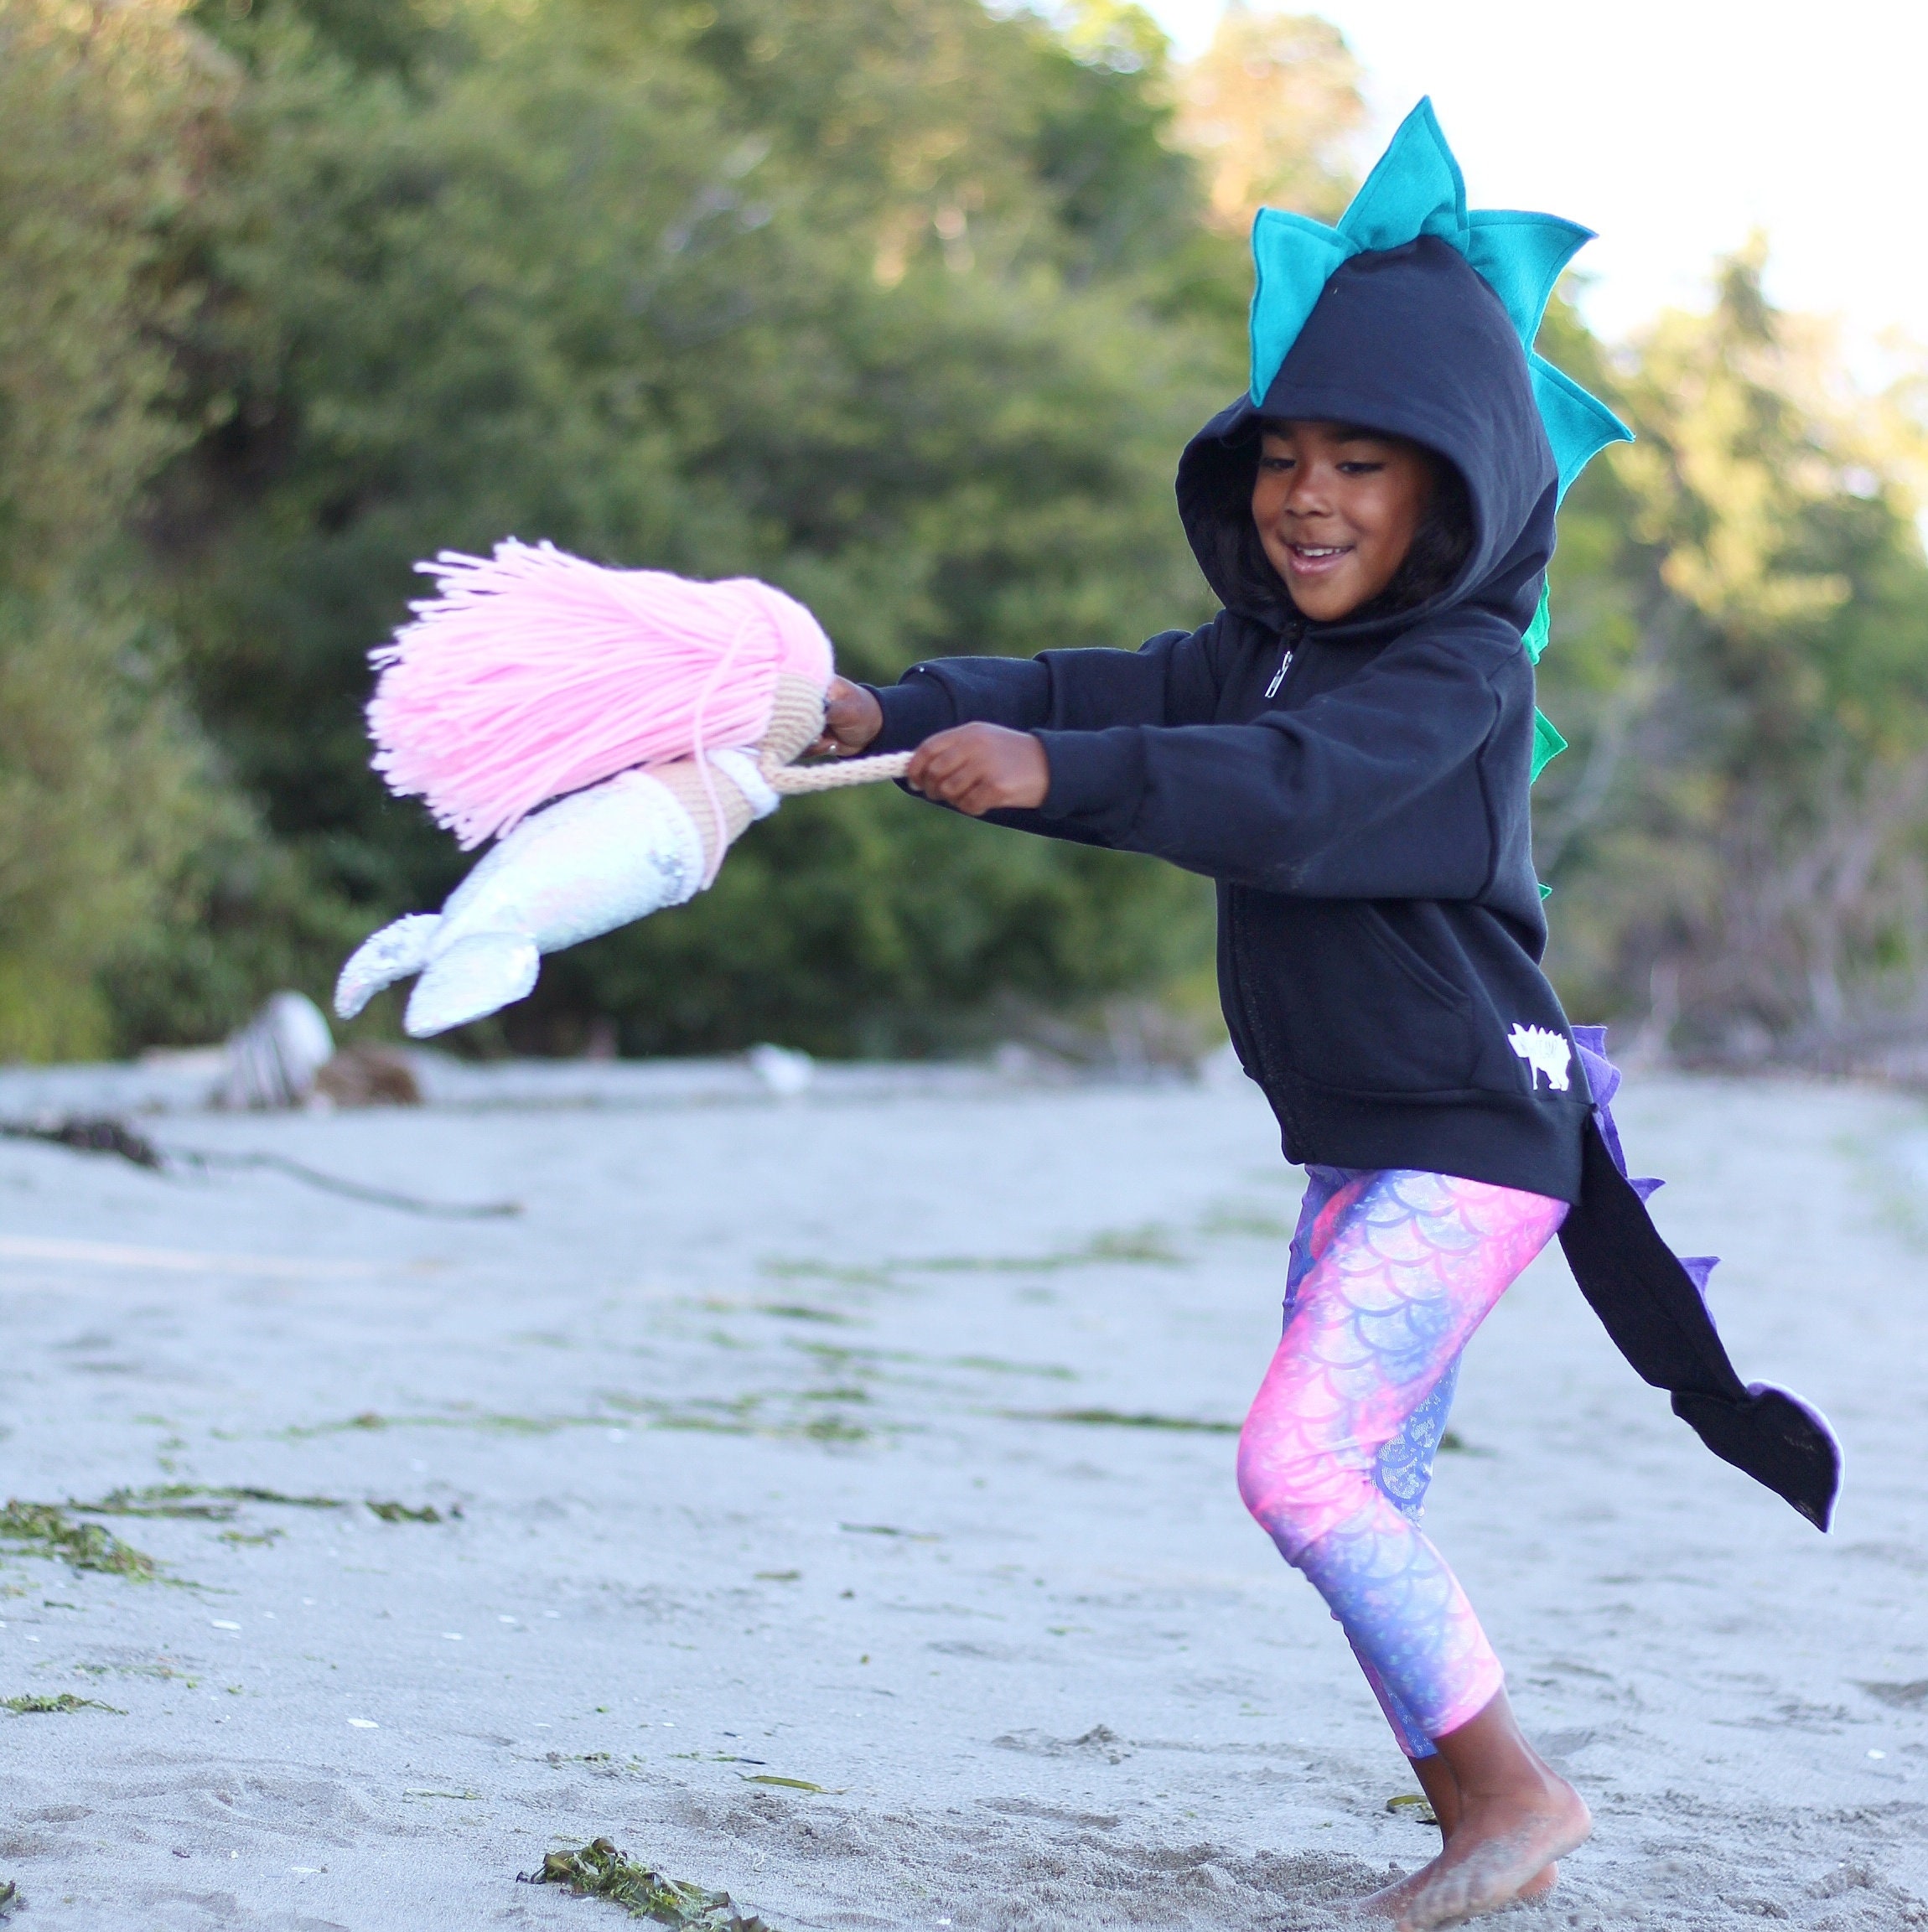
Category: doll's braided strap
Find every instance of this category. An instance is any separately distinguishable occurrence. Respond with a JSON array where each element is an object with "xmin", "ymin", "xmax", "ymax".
[{"xmin": 761, "ymin": 750, "xmax": 913, "ymax": 794}]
